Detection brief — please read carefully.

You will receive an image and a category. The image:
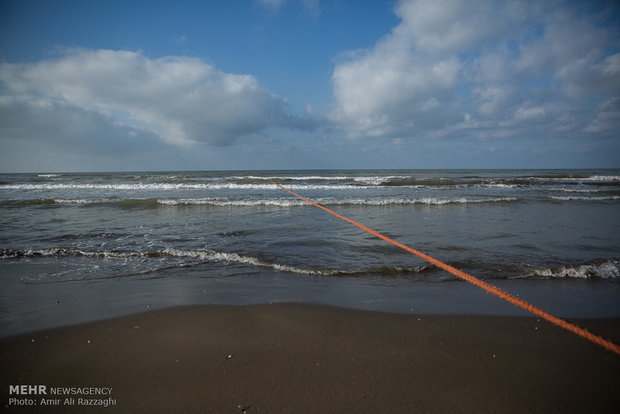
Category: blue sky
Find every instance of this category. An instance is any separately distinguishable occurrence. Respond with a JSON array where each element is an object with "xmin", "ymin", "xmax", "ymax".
[{"xmin": 1, "ymin": 0, "xmax": 619, "ymax": 172}]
